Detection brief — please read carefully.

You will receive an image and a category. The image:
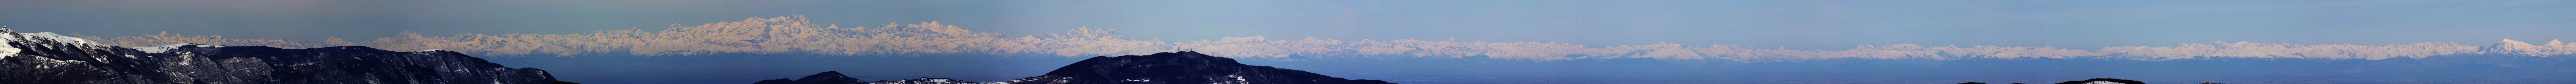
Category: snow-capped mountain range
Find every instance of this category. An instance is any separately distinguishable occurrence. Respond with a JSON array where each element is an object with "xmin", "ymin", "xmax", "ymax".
[{"xmin": 0, "ymin": 28, "xmax": 561, "ymax": 84}]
